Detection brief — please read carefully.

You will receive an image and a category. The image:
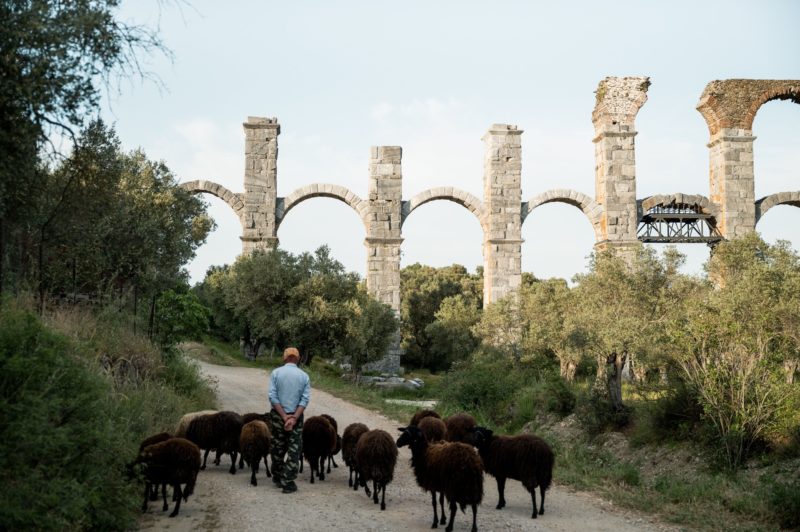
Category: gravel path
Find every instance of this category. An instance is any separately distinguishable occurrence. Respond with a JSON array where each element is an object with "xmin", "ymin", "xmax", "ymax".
[{"xmin": 139, "ymin": 361, "xmax": 674, "ymax": 531}]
